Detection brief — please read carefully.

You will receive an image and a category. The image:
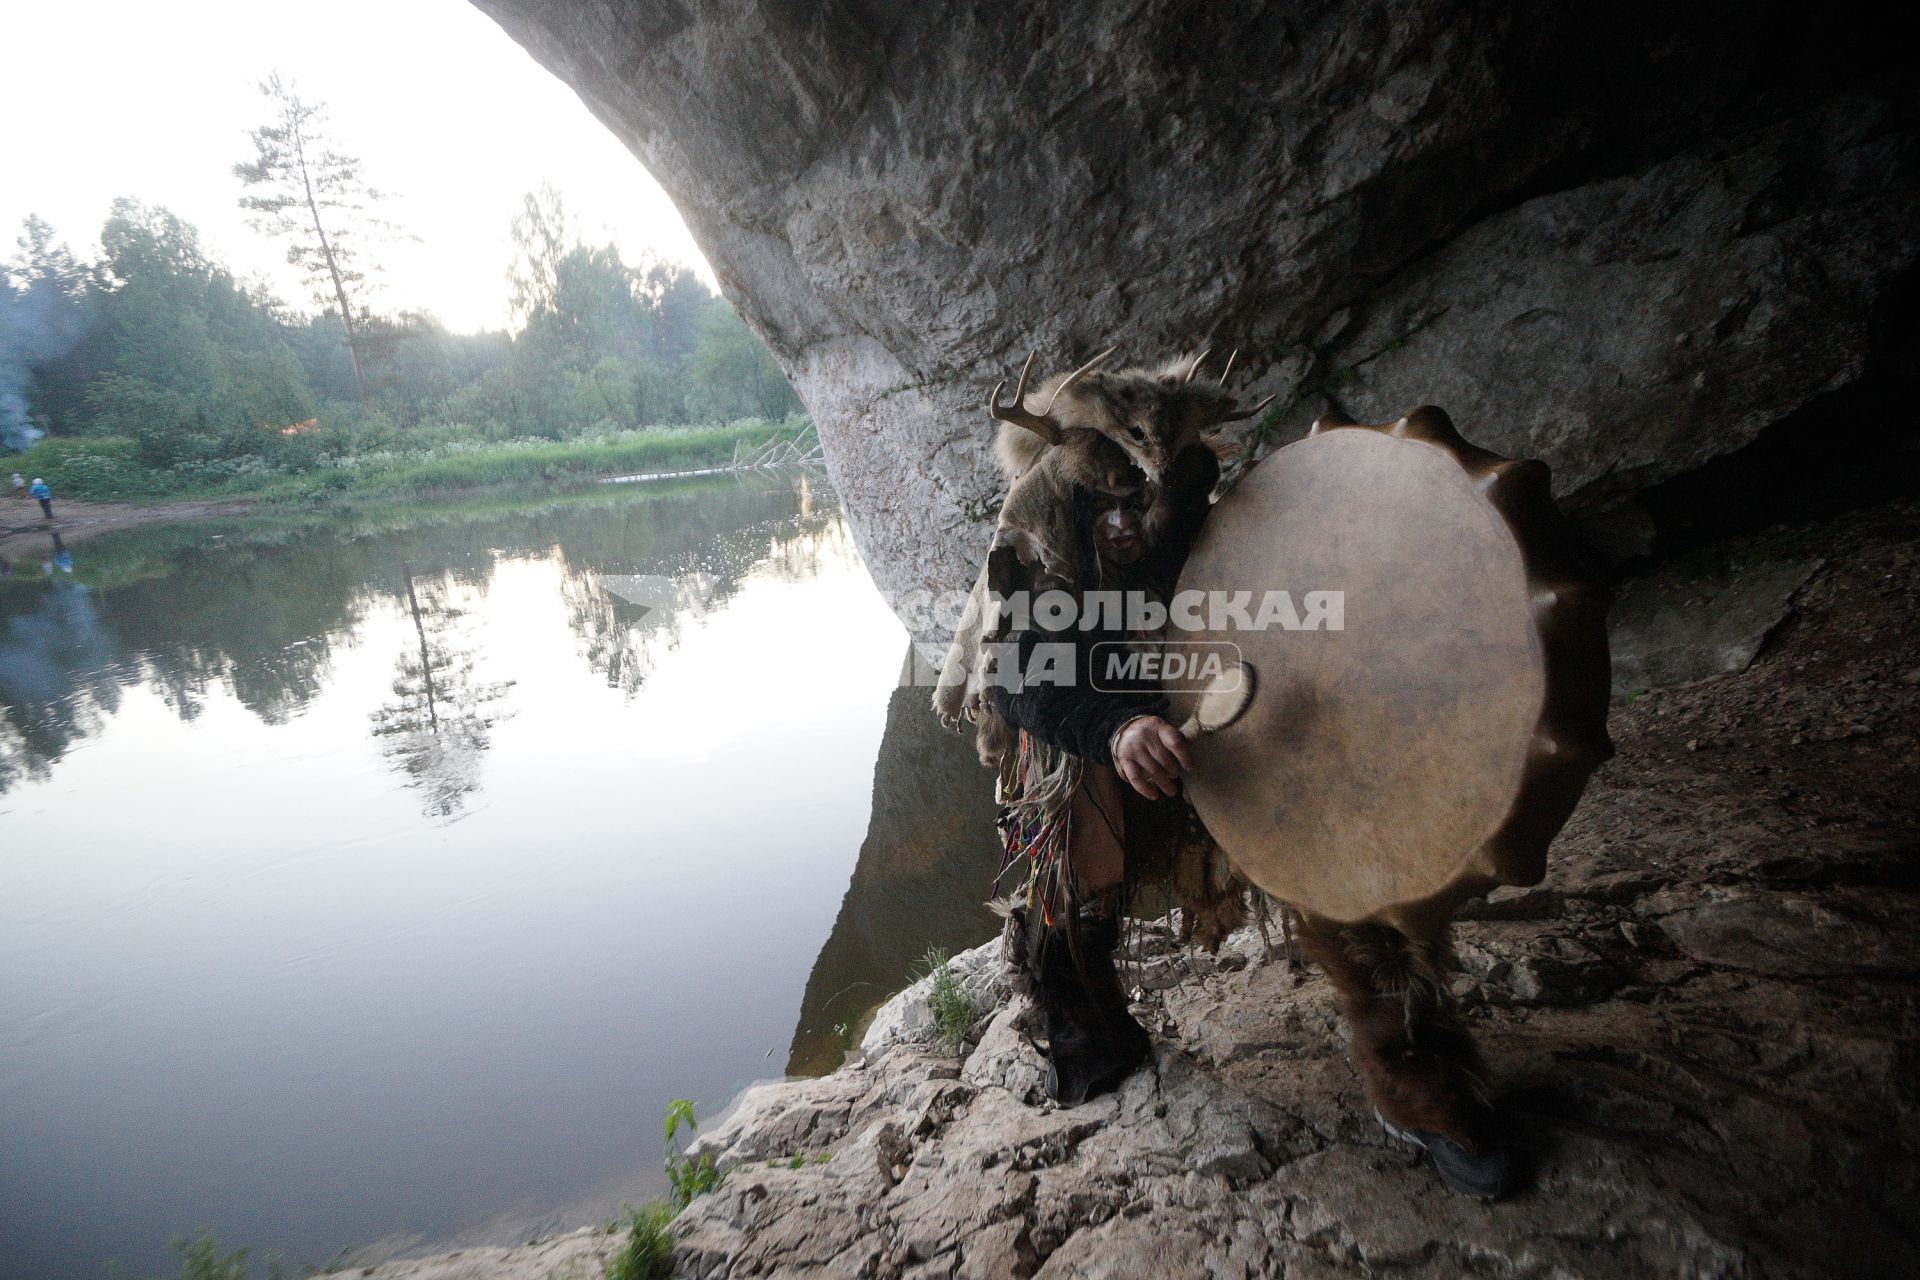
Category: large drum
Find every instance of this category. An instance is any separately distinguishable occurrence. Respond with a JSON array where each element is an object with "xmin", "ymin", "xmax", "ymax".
[{"xmin": 1167, "ymin": 407, "xmax": 1612, "ymax": 935}]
